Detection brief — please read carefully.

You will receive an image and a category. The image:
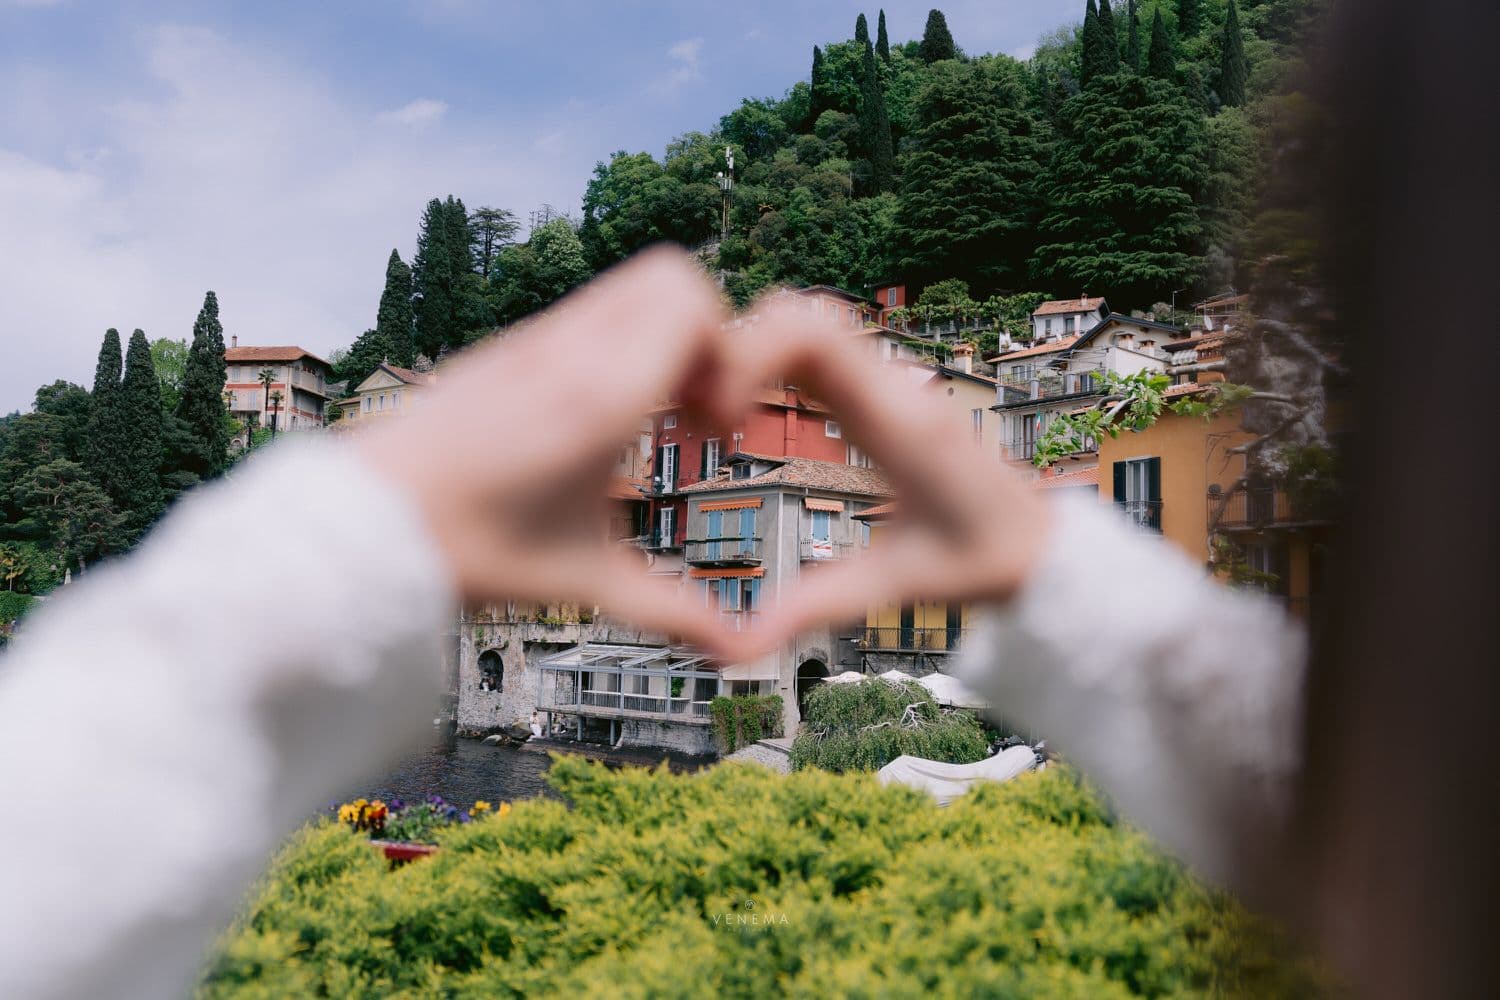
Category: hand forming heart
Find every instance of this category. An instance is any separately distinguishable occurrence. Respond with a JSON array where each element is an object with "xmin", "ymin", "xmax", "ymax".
[{"xmin": 356, "ymin": 247, "xmax": 1052, "ymax": 663}]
